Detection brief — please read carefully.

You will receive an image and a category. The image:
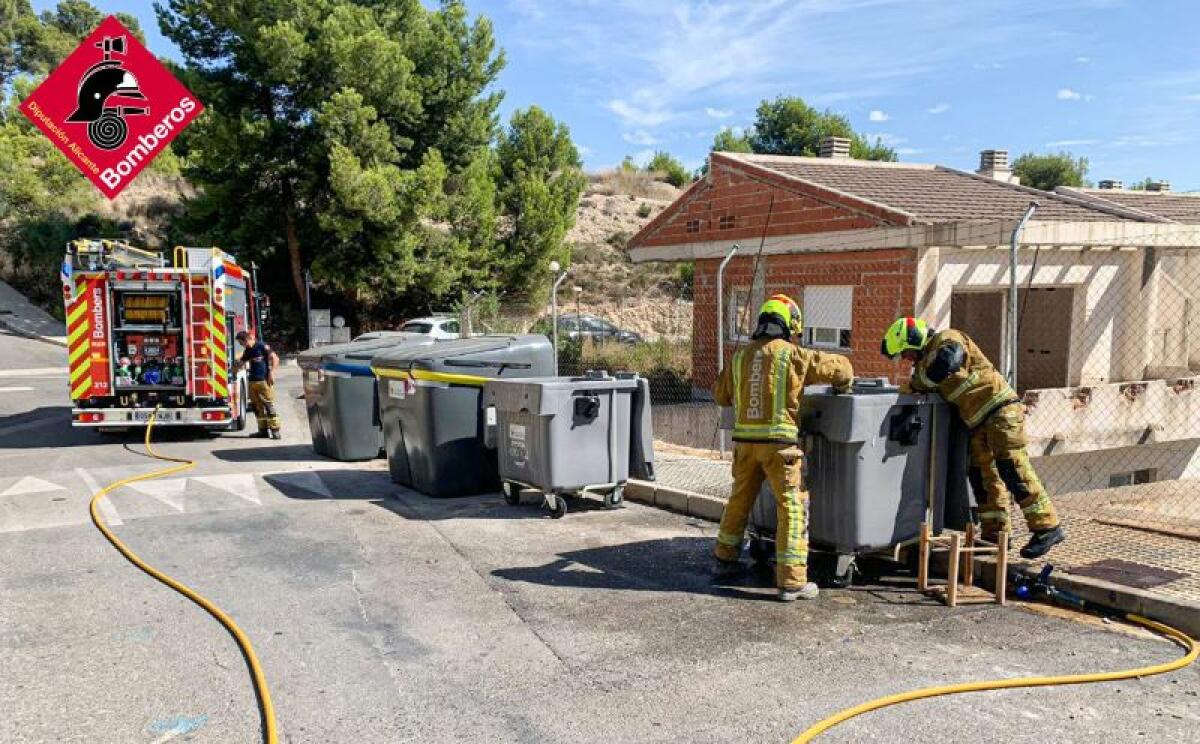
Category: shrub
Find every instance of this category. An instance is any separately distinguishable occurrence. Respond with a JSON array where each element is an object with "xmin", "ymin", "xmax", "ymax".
[
  {"xmin": 636, "ymin": 202, "xmax": 652, "ymax": 218},
  {"xmin": 578, "ymin": 338, "xmax": 694, "ymax": 403}
]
